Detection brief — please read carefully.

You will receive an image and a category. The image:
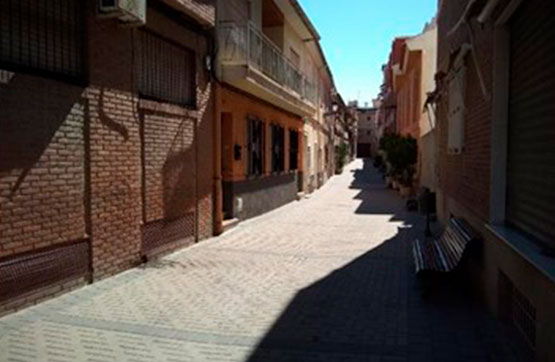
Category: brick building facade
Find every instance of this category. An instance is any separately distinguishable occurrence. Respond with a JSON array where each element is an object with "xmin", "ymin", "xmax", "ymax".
[
  {"xmin": 0, "ymin": 0, "xmax": 216, "ymax": 313},
  {"xmin": 436, "ymin": 0, "xmax": 555, "ymax": 360}
]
